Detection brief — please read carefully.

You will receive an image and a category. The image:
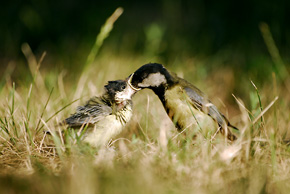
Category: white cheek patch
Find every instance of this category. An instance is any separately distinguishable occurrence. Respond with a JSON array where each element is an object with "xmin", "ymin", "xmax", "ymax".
[
  {"xmin": 138, "ymin": 73, "xmax": 166, "ymax": 87},
  {"xmin": 115, "ymin": 85, "xmax": 136, "ymax": 101}
]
